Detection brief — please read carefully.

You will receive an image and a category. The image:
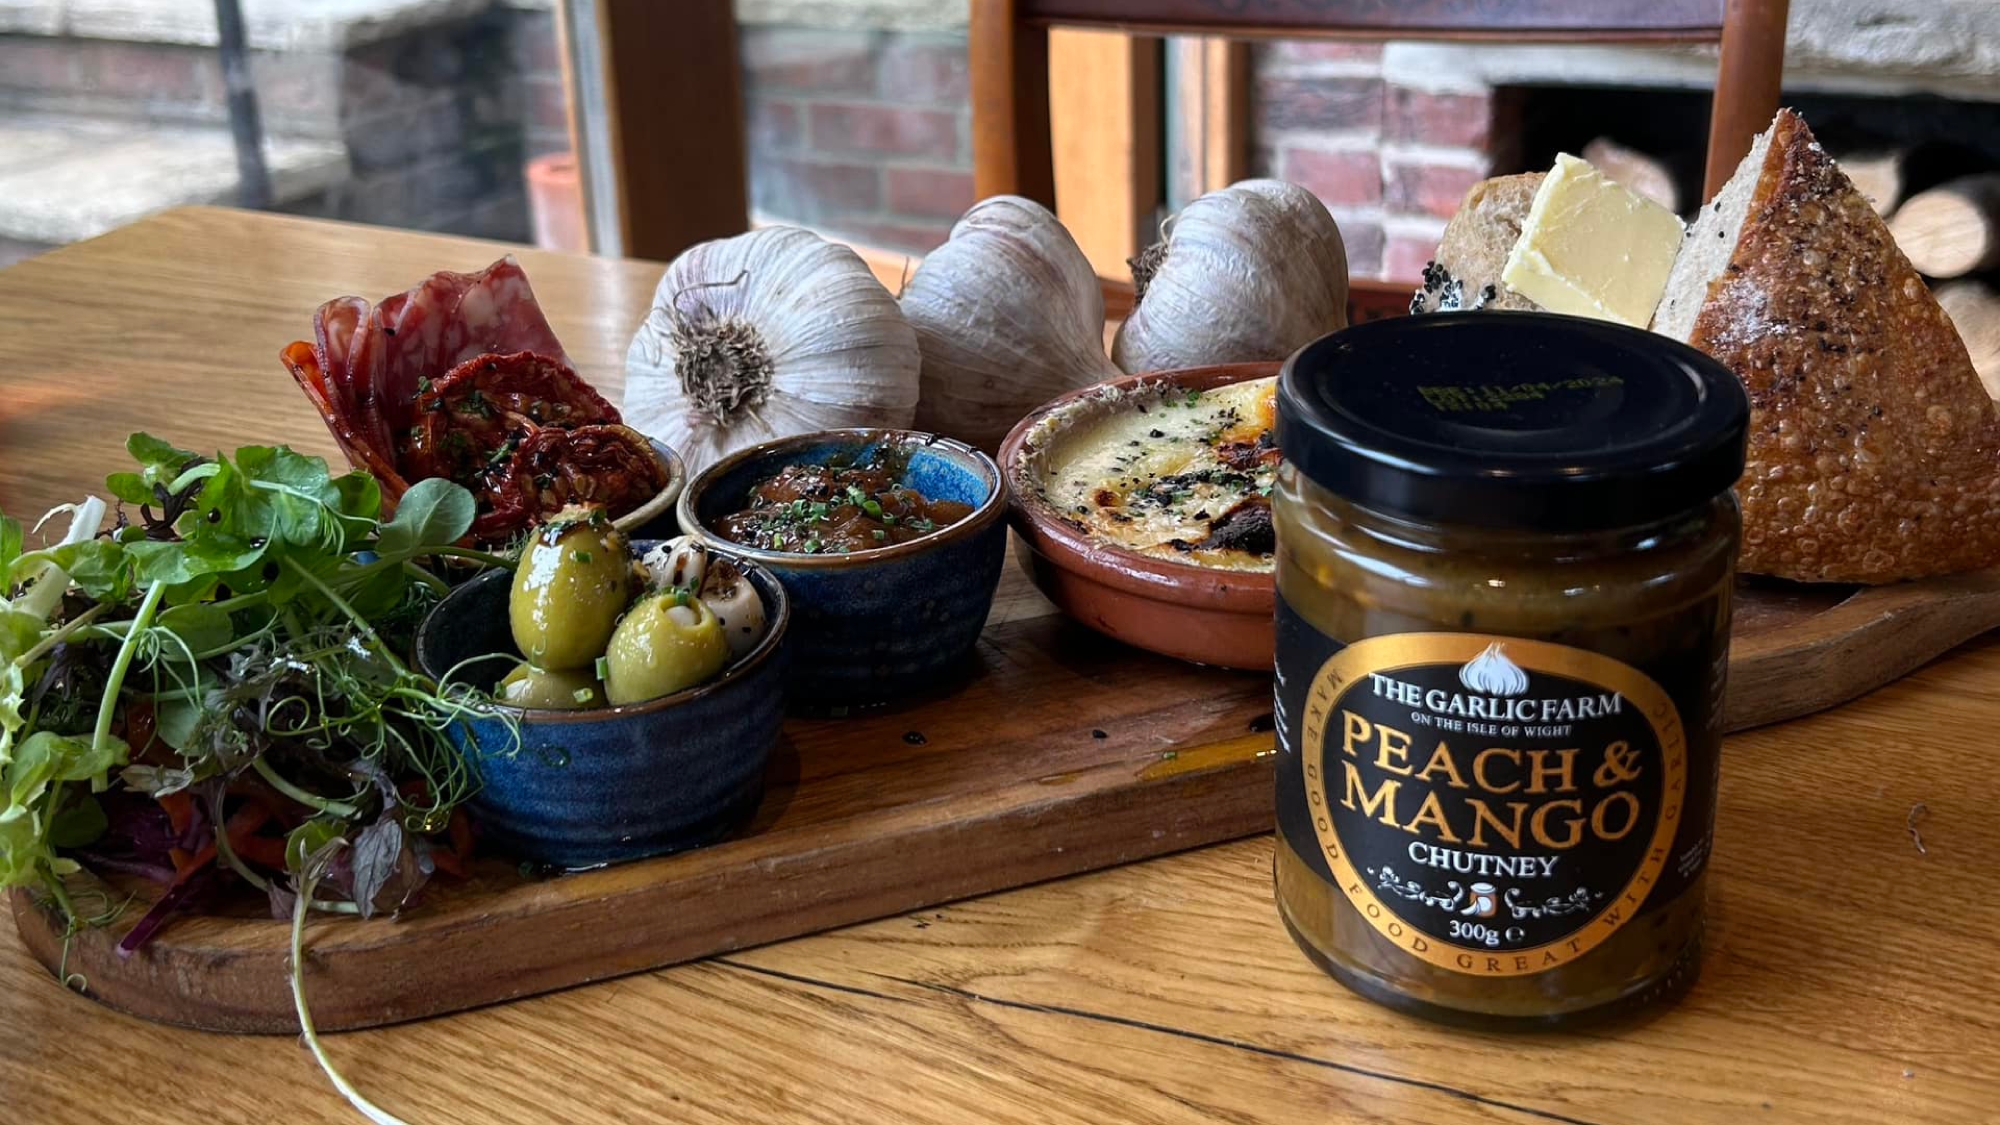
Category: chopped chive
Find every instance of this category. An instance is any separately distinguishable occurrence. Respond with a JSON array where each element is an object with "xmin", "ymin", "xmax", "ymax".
[
  {"xmin": 594, "ymin": 655, "xmax": 610, "ymax": 681},
  {"xmin": 871, "ymin": 528, "xmax": 886, "ymax": 541},
  {"xmin": 861, "ymin": 498, "xmax": 883, "ymax": 518},
  {"xmin": 803, "ymin": 539, "xmax": 820, "ymax": 554},
  {"xmin": 572, "ymin": 688, "xmax": 596, "ymax": 704},
  {"xmin": 571, "ymin": 549, "xmax": 593, "ymax": 564}
]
